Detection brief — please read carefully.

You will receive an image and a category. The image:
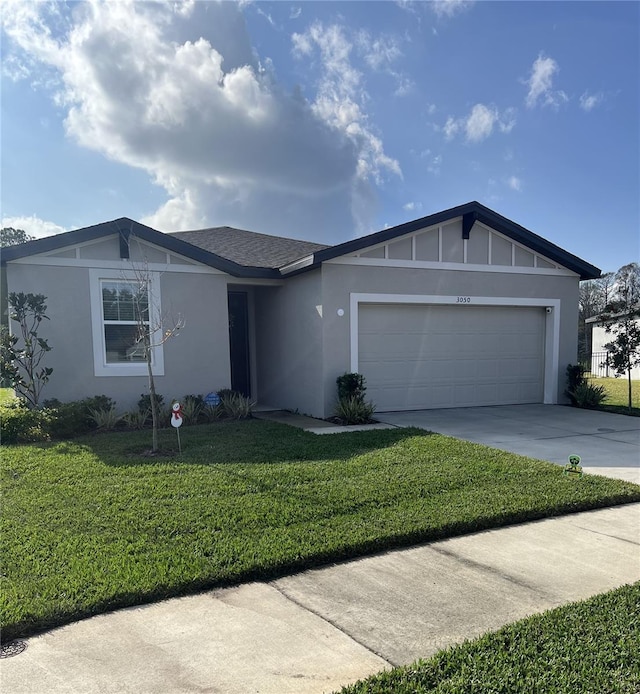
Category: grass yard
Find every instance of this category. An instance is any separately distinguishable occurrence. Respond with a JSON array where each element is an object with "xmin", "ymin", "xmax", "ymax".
[
  {"xmin": 590, "ymin": 376, "xmax": 640, "ymax": 415},
  {"xmin": 2, "ymin": 420, "xmax": 640, "ymax": 642},
  {"xmin": 339, "ymin": 581, "xmax": 640, "ymax": 694}
]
